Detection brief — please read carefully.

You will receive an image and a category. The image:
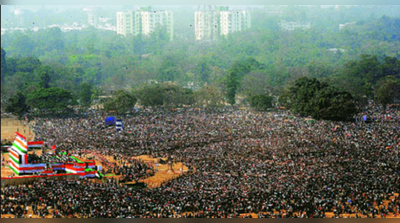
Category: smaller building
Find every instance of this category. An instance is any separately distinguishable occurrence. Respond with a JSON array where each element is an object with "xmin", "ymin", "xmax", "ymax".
[
  {"xmin": 280, "ymin": 20, "xmax": 311, "ymax": 31},
  {"xmin": 339, "ymin": 22, "xmax": 355, "ymax": 30},
  {"xmin": 327, "ymin": 48, "xmax": 347, "ymax": 53}
]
